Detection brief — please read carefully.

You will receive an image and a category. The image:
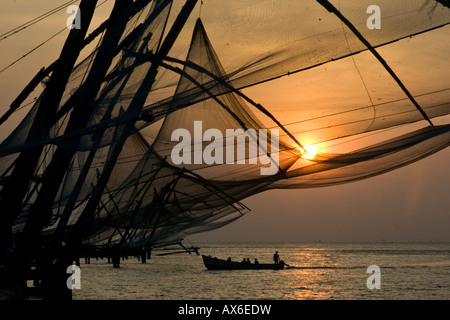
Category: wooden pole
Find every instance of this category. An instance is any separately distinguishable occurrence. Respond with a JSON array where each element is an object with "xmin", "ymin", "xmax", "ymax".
[
  {"xmin": 74, "ymin": 0, "xmax": 198, "ymax": 241},
  {"xmin": 0, "ymin": 0, "xmax": 98, "ymax": 266},
  {"xmin": 0, "ymin": 0, "xmax": 98, "ymax": 299},
  {"xmin": 8, "ymin": 0, "xmax": 133, "ymax": 282}
]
